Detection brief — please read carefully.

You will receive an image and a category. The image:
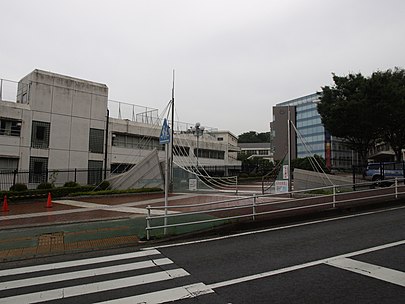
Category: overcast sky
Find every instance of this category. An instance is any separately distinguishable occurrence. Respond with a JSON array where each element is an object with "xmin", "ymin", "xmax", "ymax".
[{"xmin": 1, "ymin": 0, "xmax": 404, "ymax": 135}]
